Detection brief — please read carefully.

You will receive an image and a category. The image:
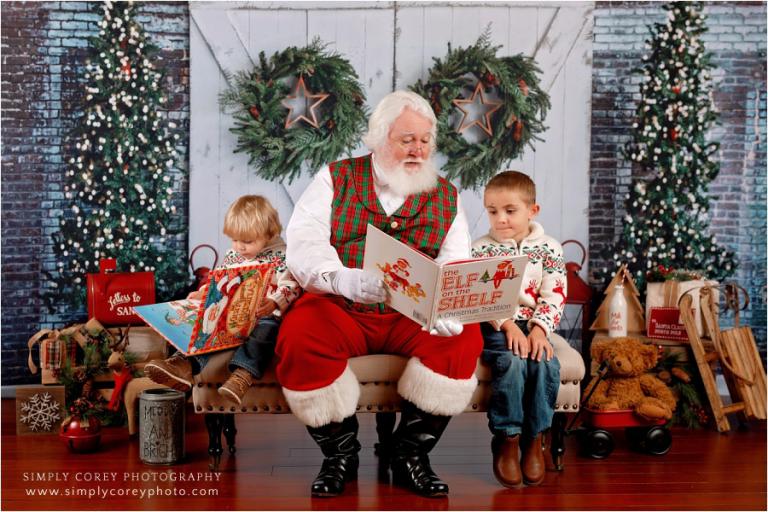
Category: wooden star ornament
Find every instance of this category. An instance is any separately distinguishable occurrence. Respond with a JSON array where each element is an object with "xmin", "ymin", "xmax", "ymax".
[
  {"xmin": 452, "ymin": 82, "xmax": 502, "ymax": 137},
  {"xmin": 281, "ymin": 75, "xmax": 329, "ymax": 129}
]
